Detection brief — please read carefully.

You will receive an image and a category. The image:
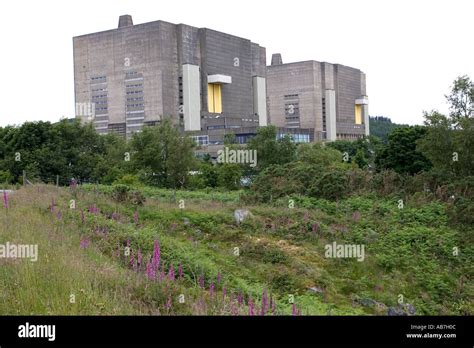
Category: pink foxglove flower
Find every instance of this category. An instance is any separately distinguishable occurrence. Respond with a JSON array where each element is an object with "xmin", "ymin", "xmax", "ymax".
[
  {"xmin": 130, "ymin": 249, "xmax": 135, "ymax": 270},
  {"xmin": 237, "ymin": 292, "xmax": 243, "ymax": 306},
  {"xmin": 168, "ymin": 265, "xmax": 175, "ymax": 280},
  {"xmin": 209, "ymin": 282, "xmax": 215, "ymax": 299},
  {"xmin": 80, "ymin": 237, "xmax": 90, "ymax": 249},
  {"xmin": 3, "ymin": 191, "xmax": 8, "ymax": 209},
  {"xmin": 137, "ymin": 249, "xmax": 142, "ymax": 270},
  {"xmin": 261, "ymin": 289, "xmax": 268, "ymax": 316},
  {"xmin": 248, "ymin": 297, "xmax": 254, "ymax": 316},
  {"xmin": 152, "ymin": 240, "xmax": 160, "ymax": 270}
]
